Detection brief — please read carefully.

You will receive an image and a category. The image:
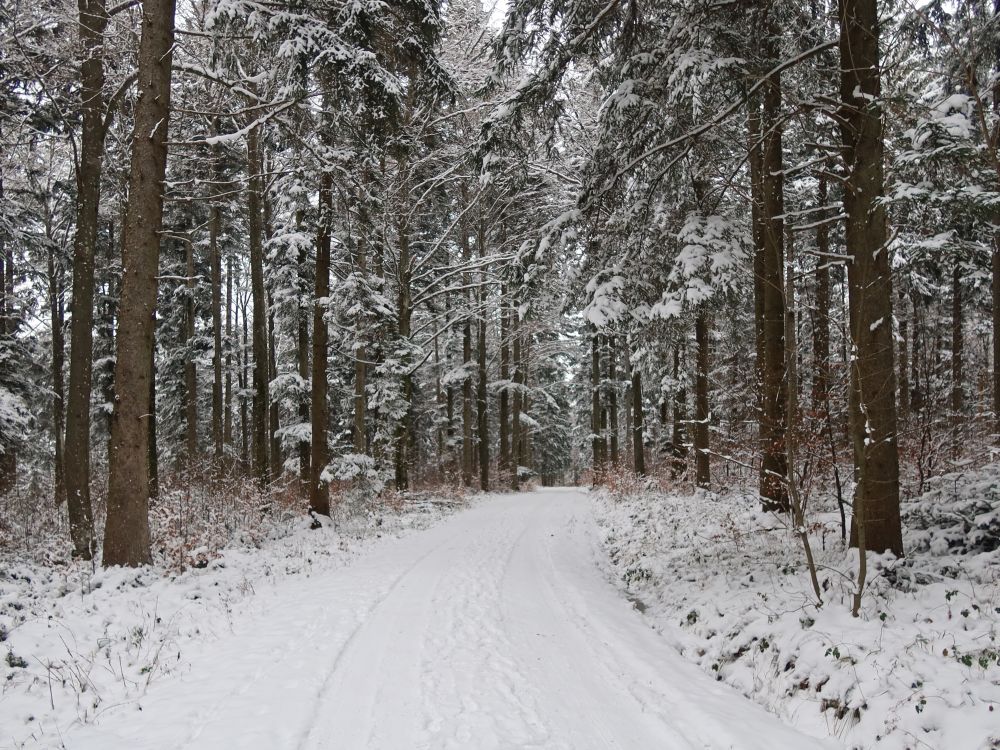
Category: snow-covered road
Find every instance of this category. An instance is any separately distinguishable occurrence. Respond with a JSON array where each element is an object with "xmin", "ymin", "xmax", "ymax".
[{"xmin": 67, "ymin": 489, "xmax": 836, "ymax": 749}]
